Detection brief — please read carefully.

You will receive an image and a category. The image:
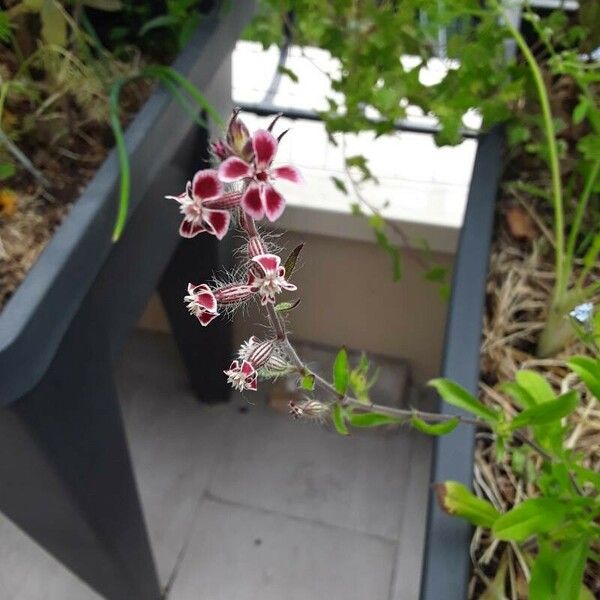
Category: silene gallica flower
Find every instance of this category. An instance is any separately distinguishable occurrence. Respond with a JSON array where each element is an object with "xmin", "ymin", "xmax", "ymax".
[
  {"xmin": 225, "ymin": 337, "xmax": 280, "ymax": 391},
  {"xmin": 185, "ymin": 248, "xmax": 297, "ymax": 327},
  {"xmin": 166, "ymin": 169, "xmax": 241, "ymax": 240},
  {"xmin": 185, "ymin": 281, "xmax": 255, "ymax": 326},
  {"xmin": 247, "ymin": 253, "xmax": 297, "ymax": 305},
  {"xmin": 218, "ymin": 128, "xmax": 302, "ymax": 222}
]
